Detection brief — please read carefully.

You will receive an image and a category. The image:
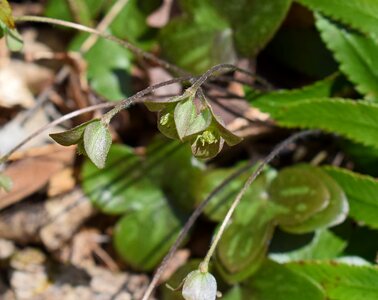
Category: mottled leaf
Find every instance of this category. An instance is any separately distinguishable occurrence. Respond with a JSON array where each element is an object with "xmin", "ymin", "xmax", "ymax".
[
  {"xmin": 282, "ymin": 165, "xmax": 349, "ymax": 234},
  {"xmin": 268, "ymin": 165, "xmax": 330, "ymax": 226}
]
